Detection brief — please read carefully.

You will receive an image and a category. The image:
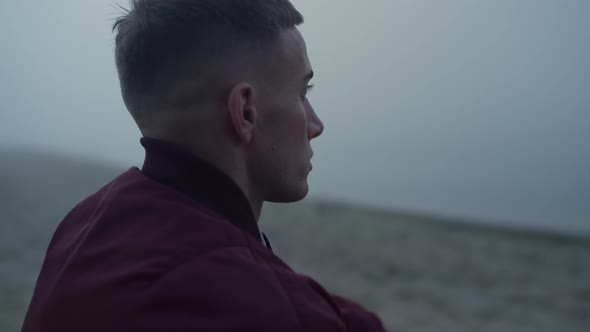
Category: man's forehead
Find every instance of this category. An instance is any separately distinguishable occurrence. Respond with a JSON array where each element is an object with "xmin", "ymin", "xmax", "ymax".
[
  {"xmin": 277, "ymin": 28, "xmax": 311, "ymax": 73},
  {"xmin": 280, "ymin": 28, "xmax": 306, "ymax": 51}
]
